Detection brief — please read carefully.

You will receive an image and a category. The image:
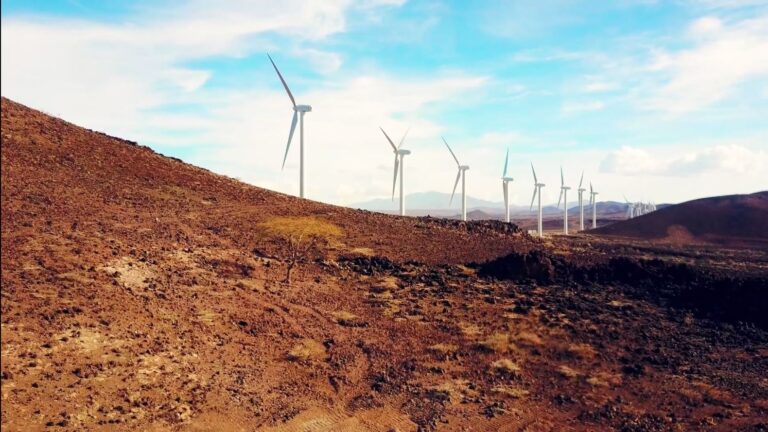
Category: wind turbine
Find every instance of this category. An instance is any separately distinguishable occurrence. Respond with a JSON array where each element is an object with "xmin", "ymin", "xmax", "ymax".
[
  {"xmin": 576, "ymin": 171, "xmax": 586, "ymax": 231},
  {"xmin": 501, "ymin": 148, "xmax": 514, "ymax": 223},
  {"xmin": 380, "ymin": 127, "xmax": 411, "ymax": 216},
  {"xmin": 268, "ymin": 54, "xmax": 312, "ymax": 198},
  {"xmin": 530, "ymin": 163, "xmax": 545, "ymax": 237},
  {"xmin": 623, "ymin": 196, "xmax": 635, "ymax": 219},
  {"xmin": 557, "ymin": 167, "xmax": 571, "ymax": 235},
  {"xmin": 589, "ymin": 182, "xmax": 598, "ymax": 229},
  {"xmin": 443, "ymin": 137, "xmax": 469, "ymax": 221}
]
